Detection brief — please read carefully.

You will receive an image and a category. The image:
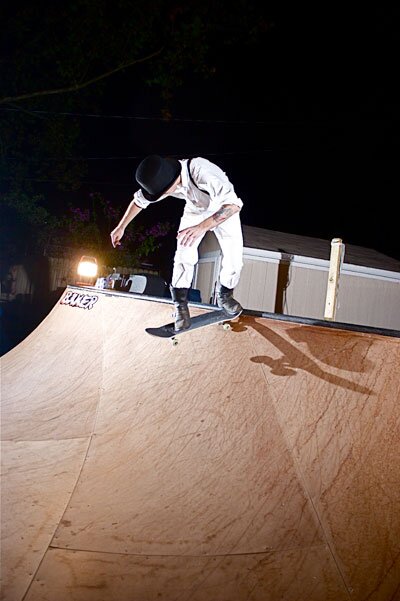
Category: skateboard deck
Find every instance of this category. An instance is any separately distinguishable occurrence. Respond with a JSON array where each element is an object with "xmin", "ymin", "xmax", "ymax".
[{"xmin": 146, "ymin": 308, "xmax": 242, "ymax": 343}]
